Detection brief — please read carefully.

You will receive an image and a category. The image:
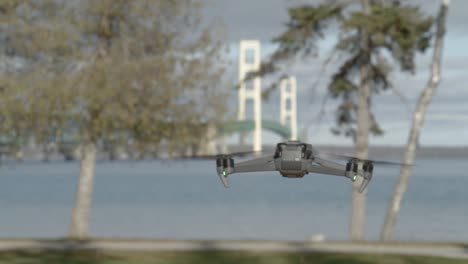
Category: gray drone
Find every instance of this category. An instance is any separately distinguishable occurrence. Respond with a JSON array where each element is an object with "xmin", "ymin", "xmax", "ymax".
[{"xmin": 211, "ymin": 140, "xmax": 407, "ymax": 193}]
